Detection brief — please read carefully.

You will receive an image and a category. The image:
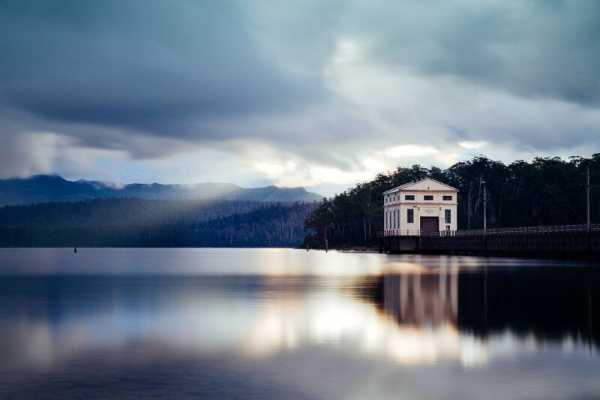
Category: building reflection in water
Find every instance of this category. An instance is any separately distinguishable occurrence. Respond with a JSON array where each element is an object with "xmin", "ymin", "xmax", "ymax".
[
  {"xmin": 380, "ymin": 268, "xmax": 458, "ymax": 328},
  {"xmin": 243, "ymin": 264, "xmax": 480, "ymax": 366},
  {"xmin": 0, "ymin": 262, "xmax": 597, "ymax": 375}
]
